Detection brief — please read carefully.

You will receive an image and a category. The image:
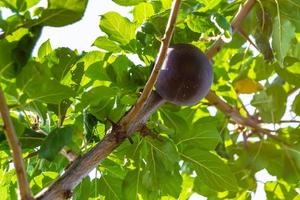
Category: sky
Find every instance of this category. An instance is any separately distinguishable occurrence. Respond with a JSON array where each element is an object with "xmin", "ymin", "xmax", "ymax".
[
  {"xmin": 33, "ymin": 0, "xmax": 131, "ymax": 54},
  {"xmin": 1, "ymin": 0, "xmax": 298, "ymax": 199}
]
